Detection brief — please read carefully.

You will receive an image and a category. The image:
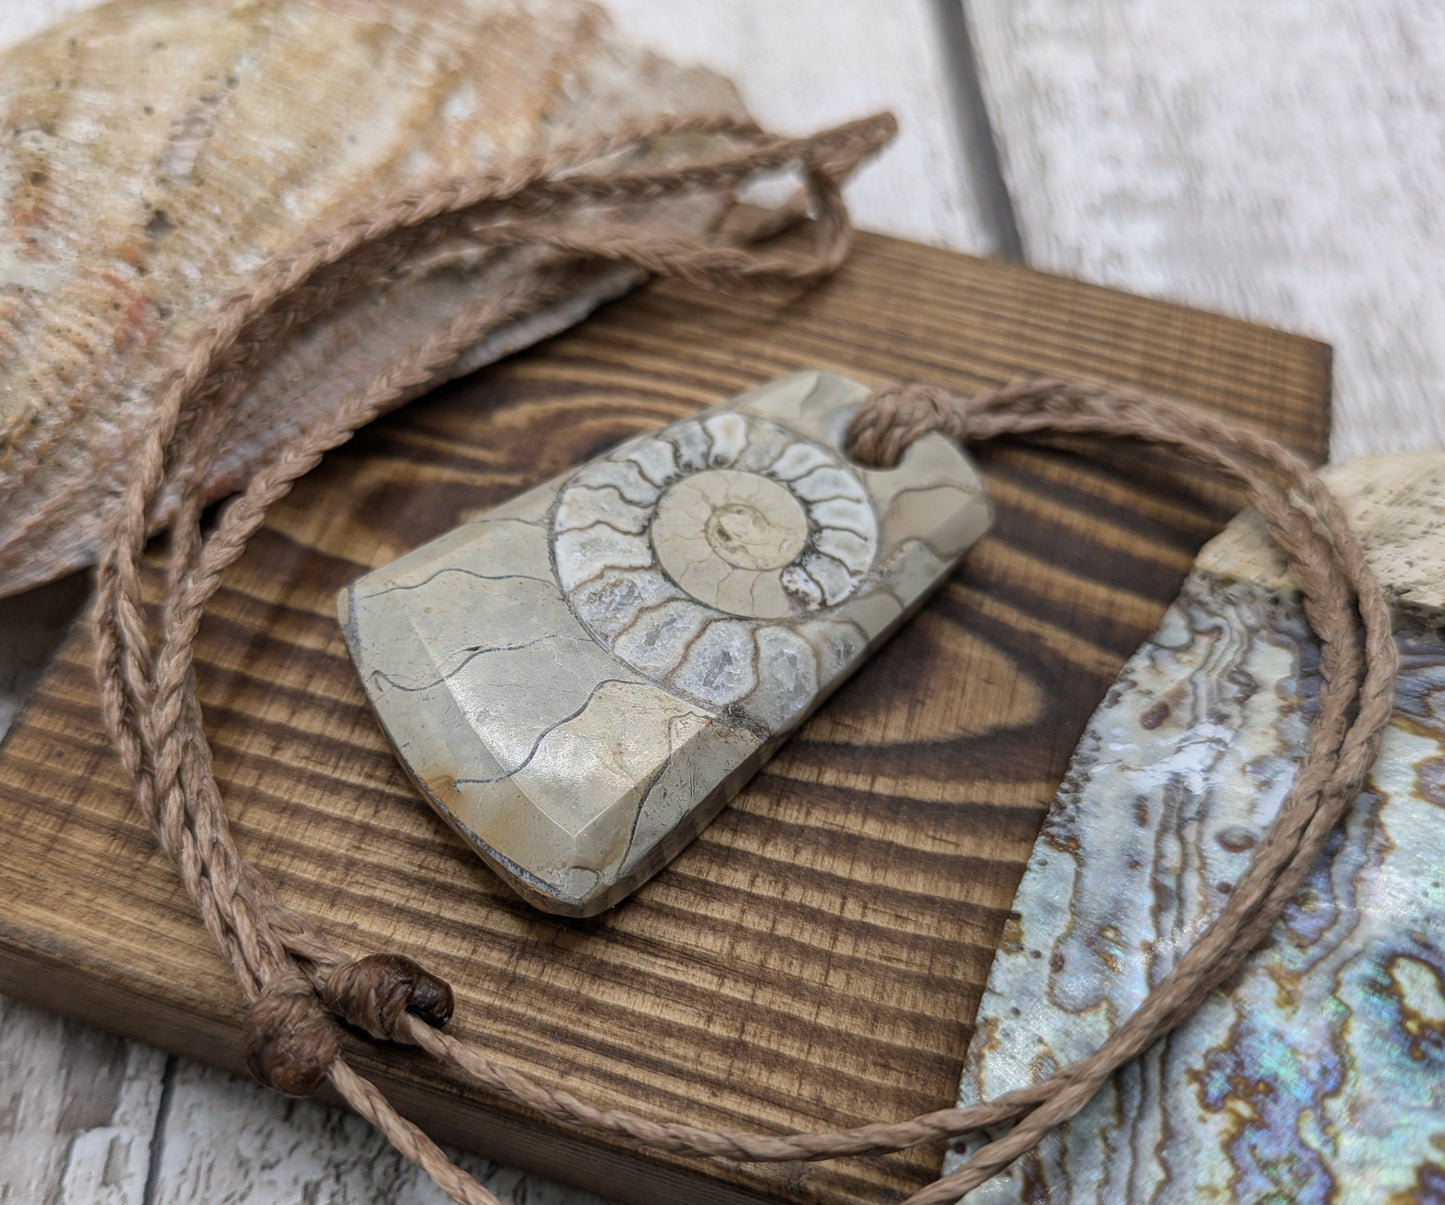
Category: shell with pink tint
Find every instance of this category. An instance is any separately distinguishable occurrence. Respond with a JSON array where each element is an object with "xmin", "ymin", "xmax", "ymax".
[{"xmin": 0, "ymin": 0, "xmax": 748, "ymax": 596}]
